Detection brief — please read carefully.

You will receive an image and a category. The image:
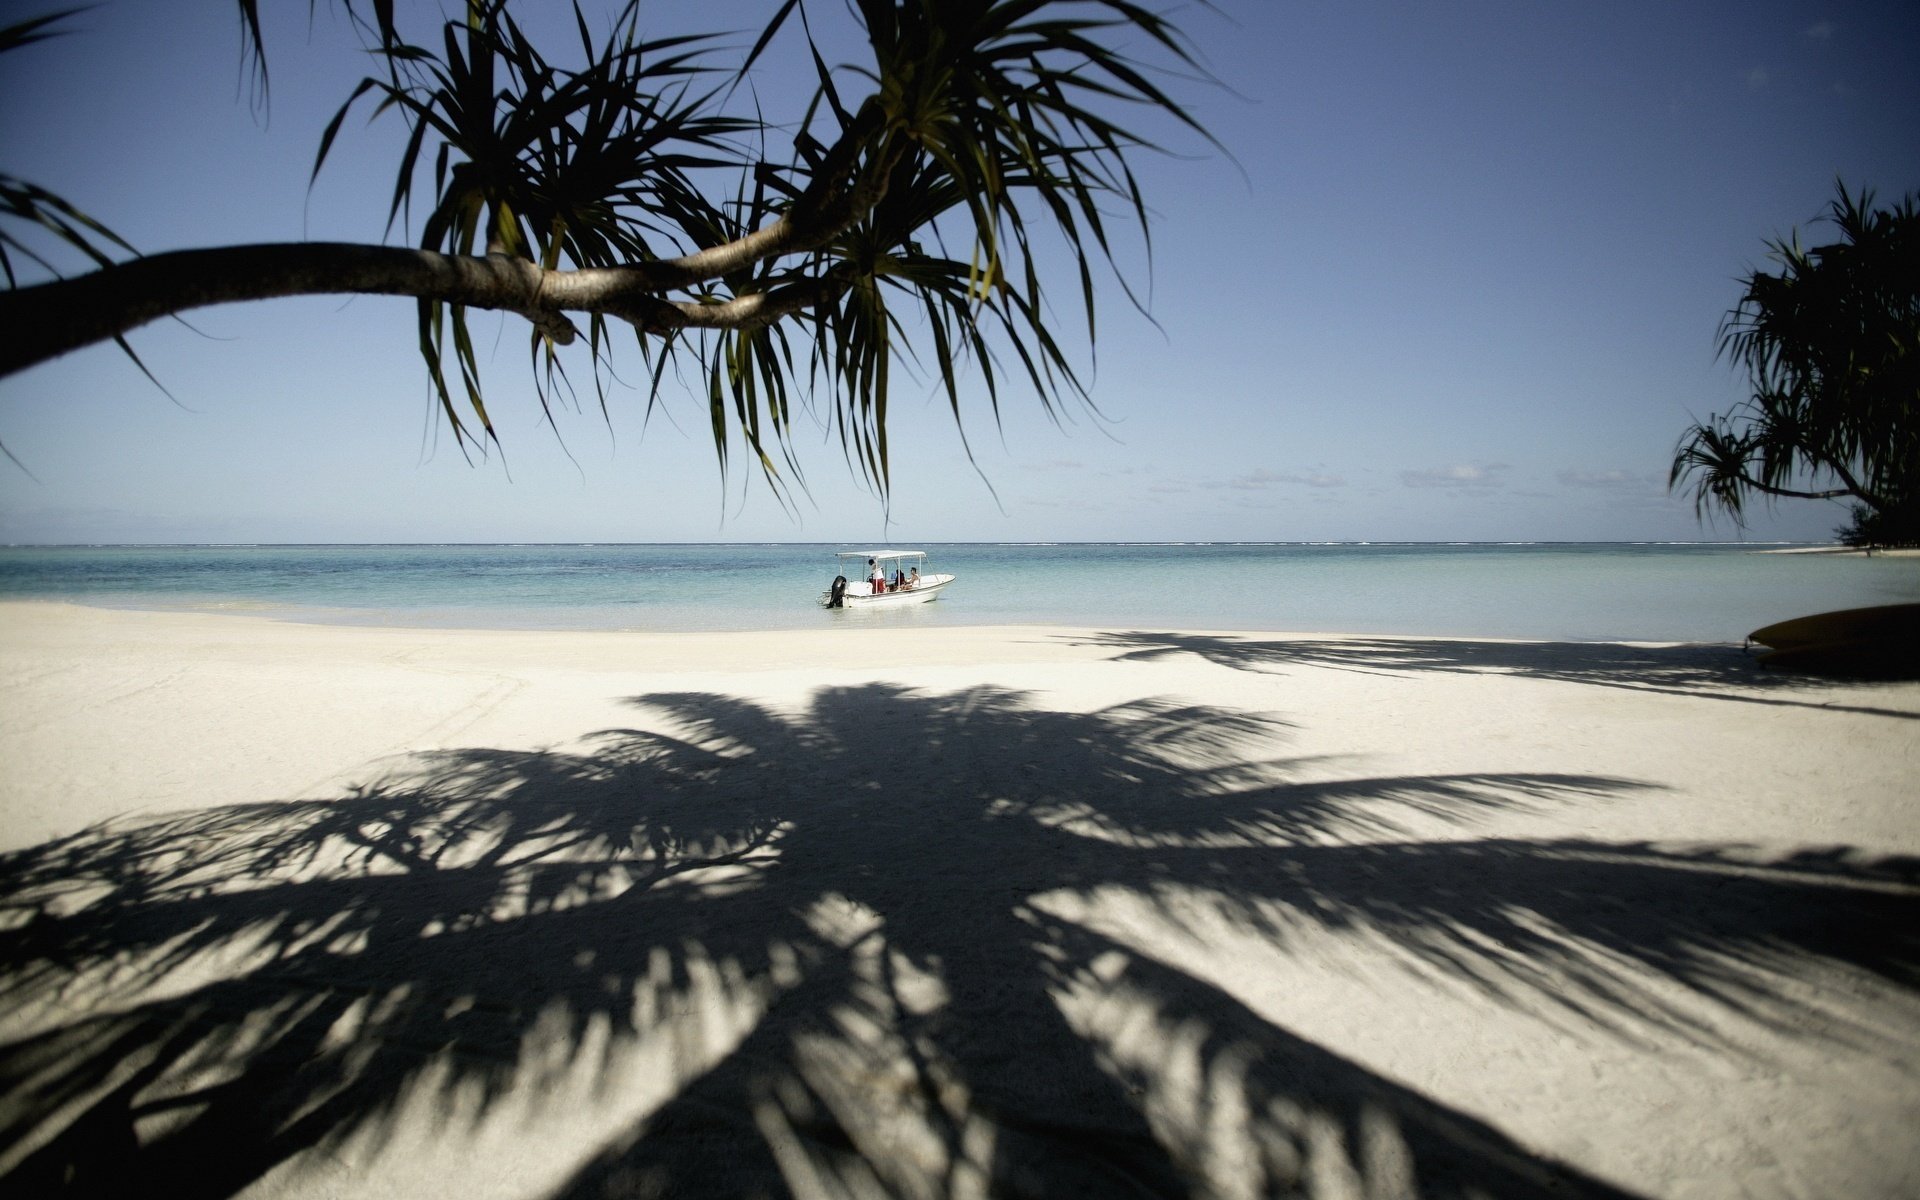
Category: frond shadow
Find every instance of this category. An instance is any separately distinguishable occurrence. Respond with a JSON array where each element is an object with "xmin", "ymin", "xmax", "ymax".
[
  {"xmin": 1067, "ymin": 631, "xmax": 1920, "ymax": 719},
  {"xmin": 2, "ymin": 682, "xmax": 1915, "ymax": 1197}
]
